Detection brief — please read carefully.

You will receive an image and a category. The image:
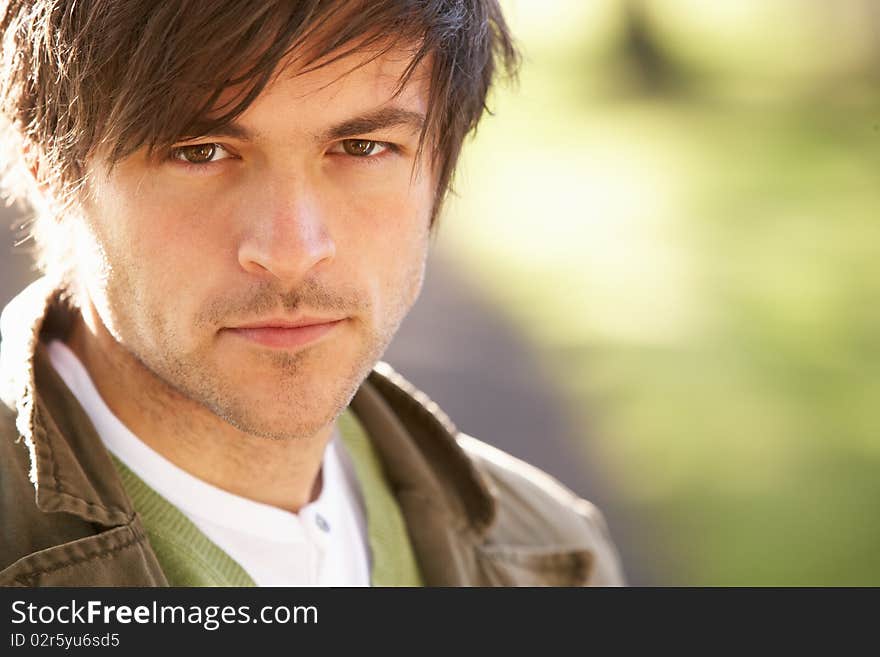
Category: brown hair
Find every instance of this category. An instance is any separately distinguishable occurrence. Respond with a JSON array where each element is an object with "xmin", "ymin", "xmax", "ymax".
[{"xmin": 0, "ymin": 0, "xmax": 518, "ymax": 275}]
